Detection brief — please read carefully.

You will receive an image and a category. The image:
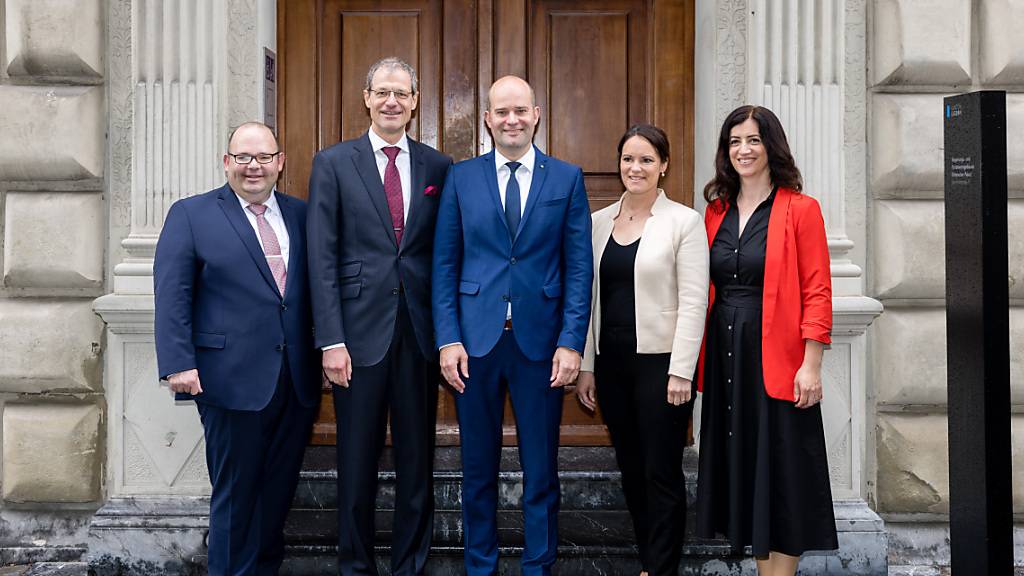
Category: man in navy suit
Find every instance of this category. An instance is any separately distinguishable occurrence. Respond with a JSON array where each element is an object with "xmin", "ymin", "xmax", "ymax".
[
  {"xmin": 307, "ymin": 57, "xmax": 452, "ymax": 576},
  {"xmin": 432, "ymin": 75, "xmax": 593, "ymax": 576},
  {"xmin": 154, "ymin": 121, "xmax": 320, "ymax": 575}
]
